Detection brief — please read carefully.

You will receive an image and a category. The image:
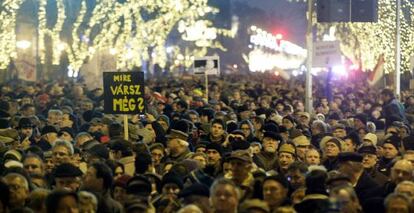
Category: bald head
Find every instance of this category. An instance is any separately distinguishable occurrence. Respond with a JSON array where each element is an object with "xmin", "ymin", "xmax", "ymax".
[{"xmin": 391, "ymin": 159, "xmax": 414, "ymax": 184}]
